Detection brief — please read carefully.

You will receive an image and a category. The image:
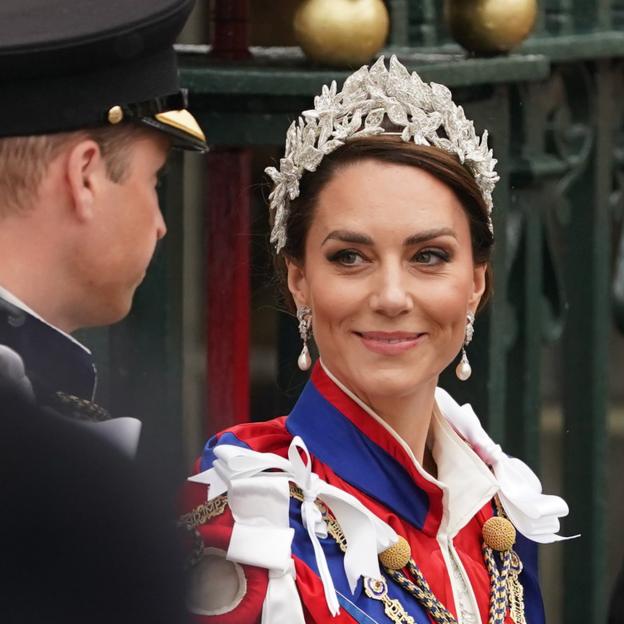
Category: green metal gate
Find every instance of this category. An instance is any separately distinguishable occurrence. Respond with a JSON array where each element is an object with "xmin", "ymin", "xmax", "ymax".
[{"xmin": 82, "ymin": 2, "xmax": 624, "ymax": 621}]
